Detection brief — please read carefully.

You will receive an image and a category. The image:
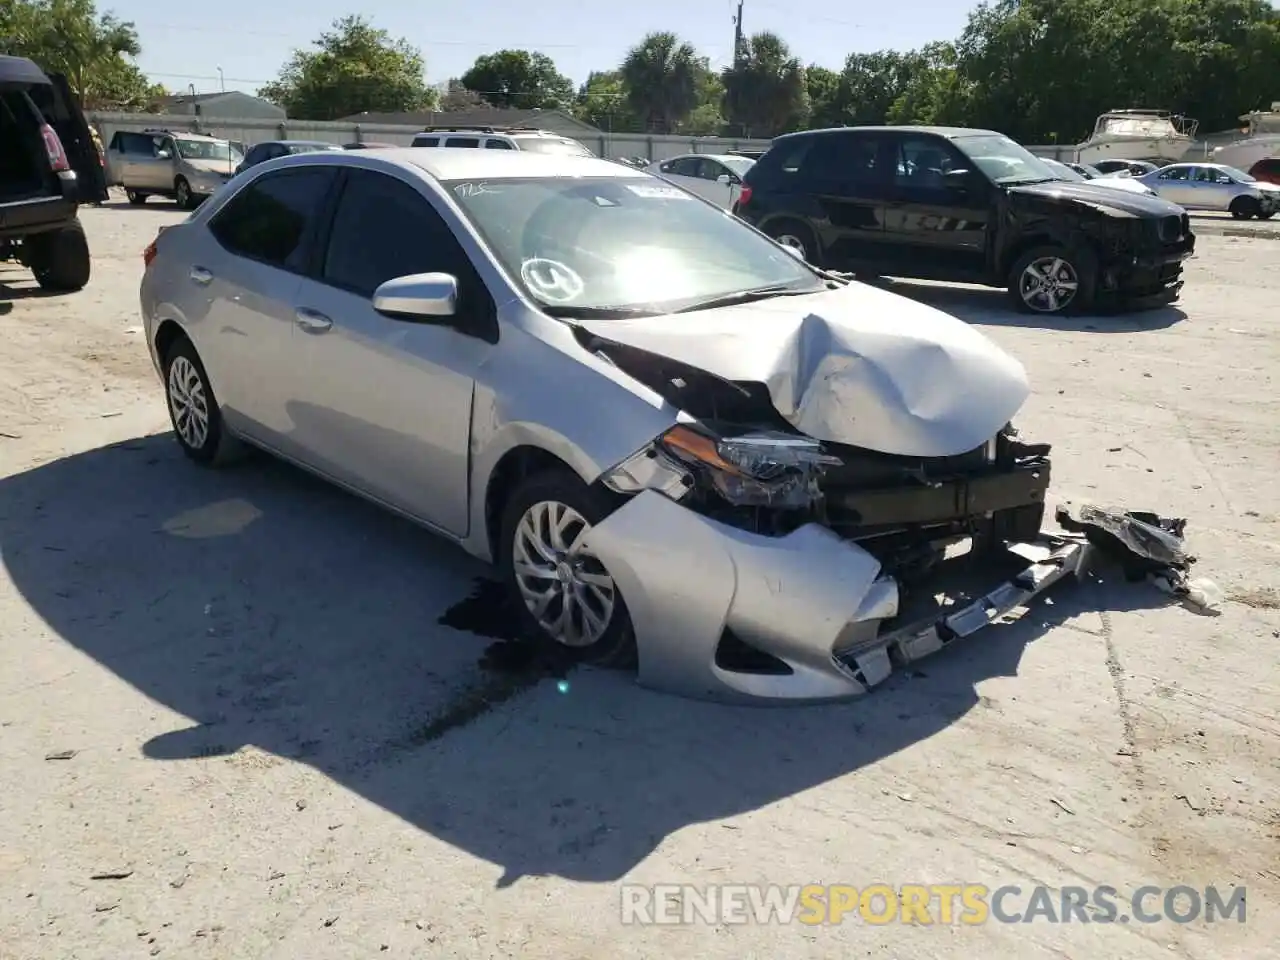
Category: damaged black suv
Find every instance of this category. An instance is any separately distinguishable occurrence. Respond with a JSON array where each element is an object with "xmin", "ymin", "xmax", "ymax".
[
  {"xmin": 1, "ymin": 55, "xmax": 98, "ymax": 292},
  {"xmin": 734, "ymin": 125, "xmax": 1195, "ymax": 315}
]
